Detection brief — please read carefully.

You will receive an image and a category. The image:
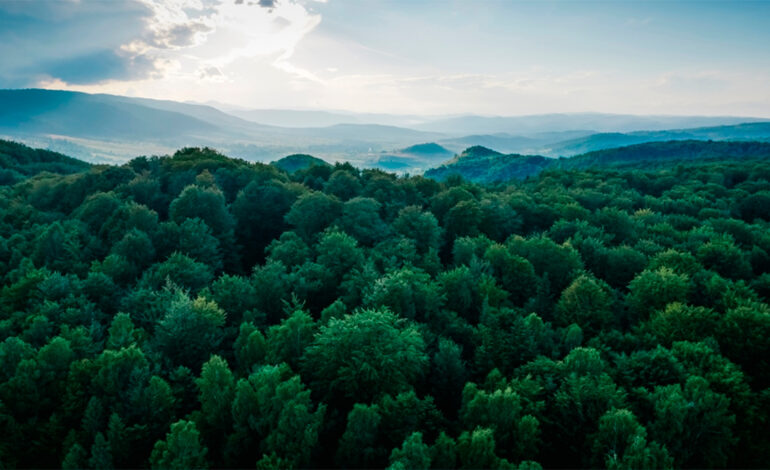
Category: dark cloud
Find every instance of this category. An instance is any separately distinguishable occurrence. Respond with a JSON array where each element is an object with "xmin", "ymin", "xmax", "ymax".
[
  {"xmin": 234, "ymin": 0, "xmax": 277, "ymax": 8},
  {"xmin": 42, "ymin": 49, "xmax": 159, "ymax": 85},
  {"xmin": 0, "ymin": 0, "xmax": 158, "ymax": 87}
]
